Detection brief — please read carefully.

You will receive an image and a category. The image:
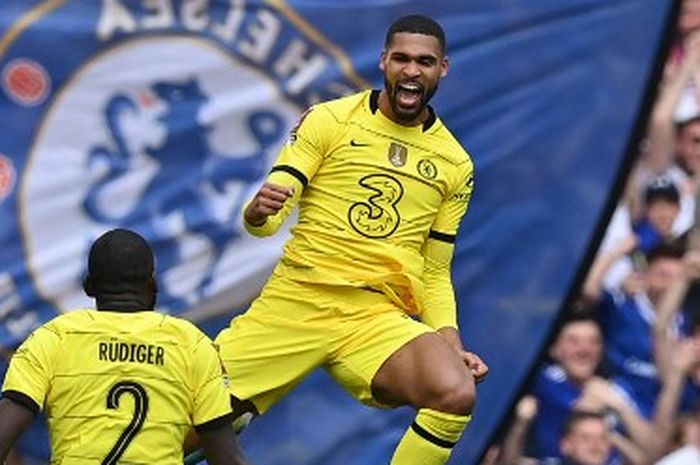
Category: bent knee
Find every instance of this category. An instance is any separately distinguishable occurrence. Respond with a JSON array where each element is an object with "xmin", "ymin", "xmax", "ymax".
[{"xmin": 427, "ymin": 381, "xmax": 476, "ymax": 415}]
